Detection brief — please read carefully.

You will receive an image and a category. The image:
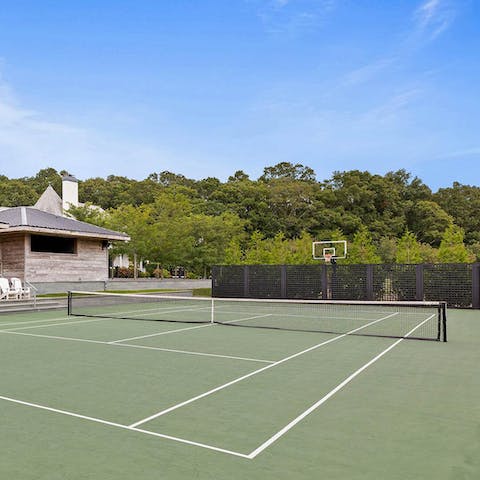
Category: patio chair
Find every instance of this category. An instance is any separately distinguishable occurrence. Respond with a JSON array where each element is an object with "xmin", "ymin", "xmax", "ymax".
[
  {"xmin": 10, "ymin": 277, "xmax": 30, "ymax": 299},
  {"xmin": 0, "ymin": 278, "xmax": 8, "ymax": 300},
  {"xmin": 0, "ymin": 277, "xmax": 19, "ymax": 300}
]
